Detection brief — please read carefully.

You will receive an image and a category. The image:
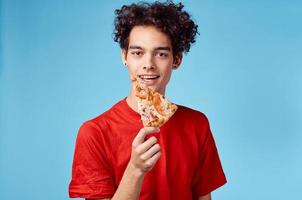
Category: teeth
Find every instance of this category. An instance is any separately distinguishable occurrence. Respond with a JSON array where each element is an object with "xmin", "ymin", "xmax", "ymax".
[{"xmin": 139, "ymin": 75, "xmax": 159, "ymax": 79}]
